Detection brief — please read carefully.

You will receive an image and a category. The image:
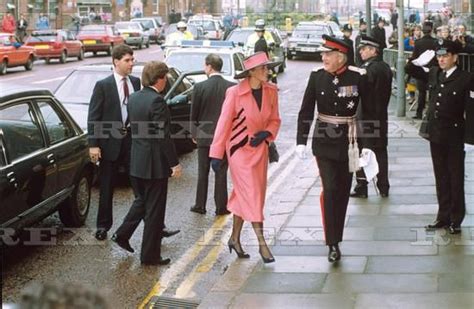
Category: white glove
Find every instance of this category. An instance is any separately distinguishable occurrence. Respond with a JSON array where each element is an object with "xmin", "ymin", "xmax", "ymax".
[
  {"xmin": 295, "ymin": 144, "xmax": 307, "ymax": 159},
  {"xmin": 412, "ymin": 50, "xmax": 435, "ymax": 67},
  {"xmin": 465, "ymin": 144, "xmax": 474, "ymax": 153}
]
